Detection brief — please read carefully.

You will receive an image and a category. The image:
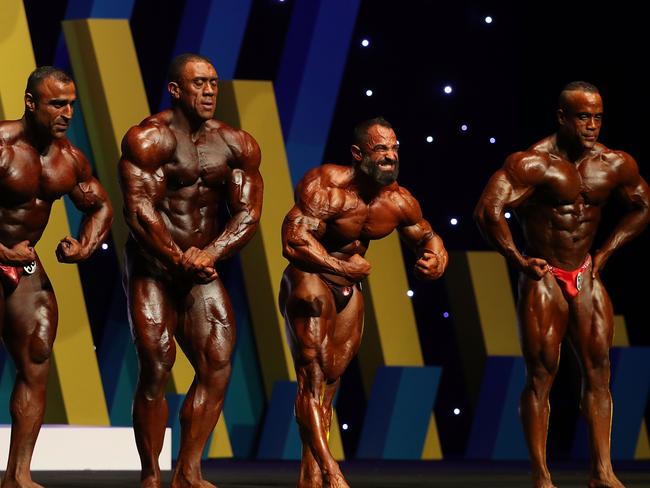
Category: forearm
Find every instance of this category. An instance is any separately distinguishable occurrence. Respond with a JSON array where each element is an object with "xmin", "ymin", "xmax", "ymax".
[
  {"xmin": 284, "ymin": 236, "xmax": 350, "ymax": 276},
  {"xmin": 476, "ymin": 210, "xmax": 525, "ymax": 268},
  {"xmin": 125, "ymin": 205, "xmax": 183, "ymax": 267},
  {"xmin": 598, "ymin": 207, "xmax": 650, "ymax": 258},
  {"xmin": 77, "ymin": 204, "xmax": 113, "ymax": 258},
  {"xmin": 204, "ymin": 209, "xmax": 259, "ymax": 263}
]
